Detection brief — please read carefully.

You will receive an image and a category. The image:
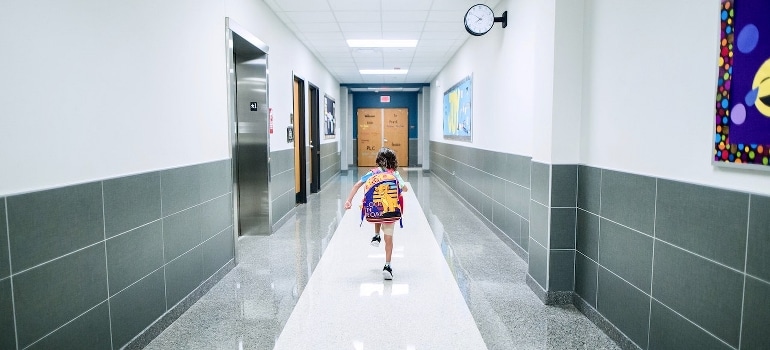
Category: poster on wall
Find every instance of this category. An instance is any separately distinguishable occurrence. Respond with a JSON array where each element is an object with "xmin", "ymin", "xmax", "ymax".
[
  {"xmin": 324, "ymin": 95, "xmax": 336, "ymax": 139},
  {"xmin": 714, "ymin": 0, "xmax": 770, "ymax": 170},
  {"xmin": 443, "ymin": 75, "xmax": 472, "ymax": 141}
]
